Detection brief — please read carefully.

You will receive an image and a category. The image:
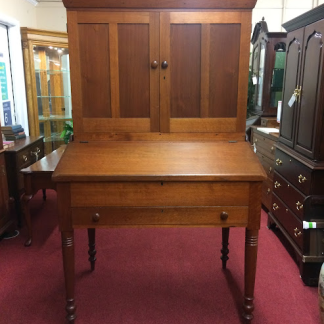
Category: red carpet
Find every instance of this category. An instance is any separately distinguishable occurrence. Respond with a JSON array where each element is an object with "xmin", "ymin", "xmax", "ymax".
[{"xmin": 0, "ymin": 190, "xmax": 320, "ymax": 324}]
